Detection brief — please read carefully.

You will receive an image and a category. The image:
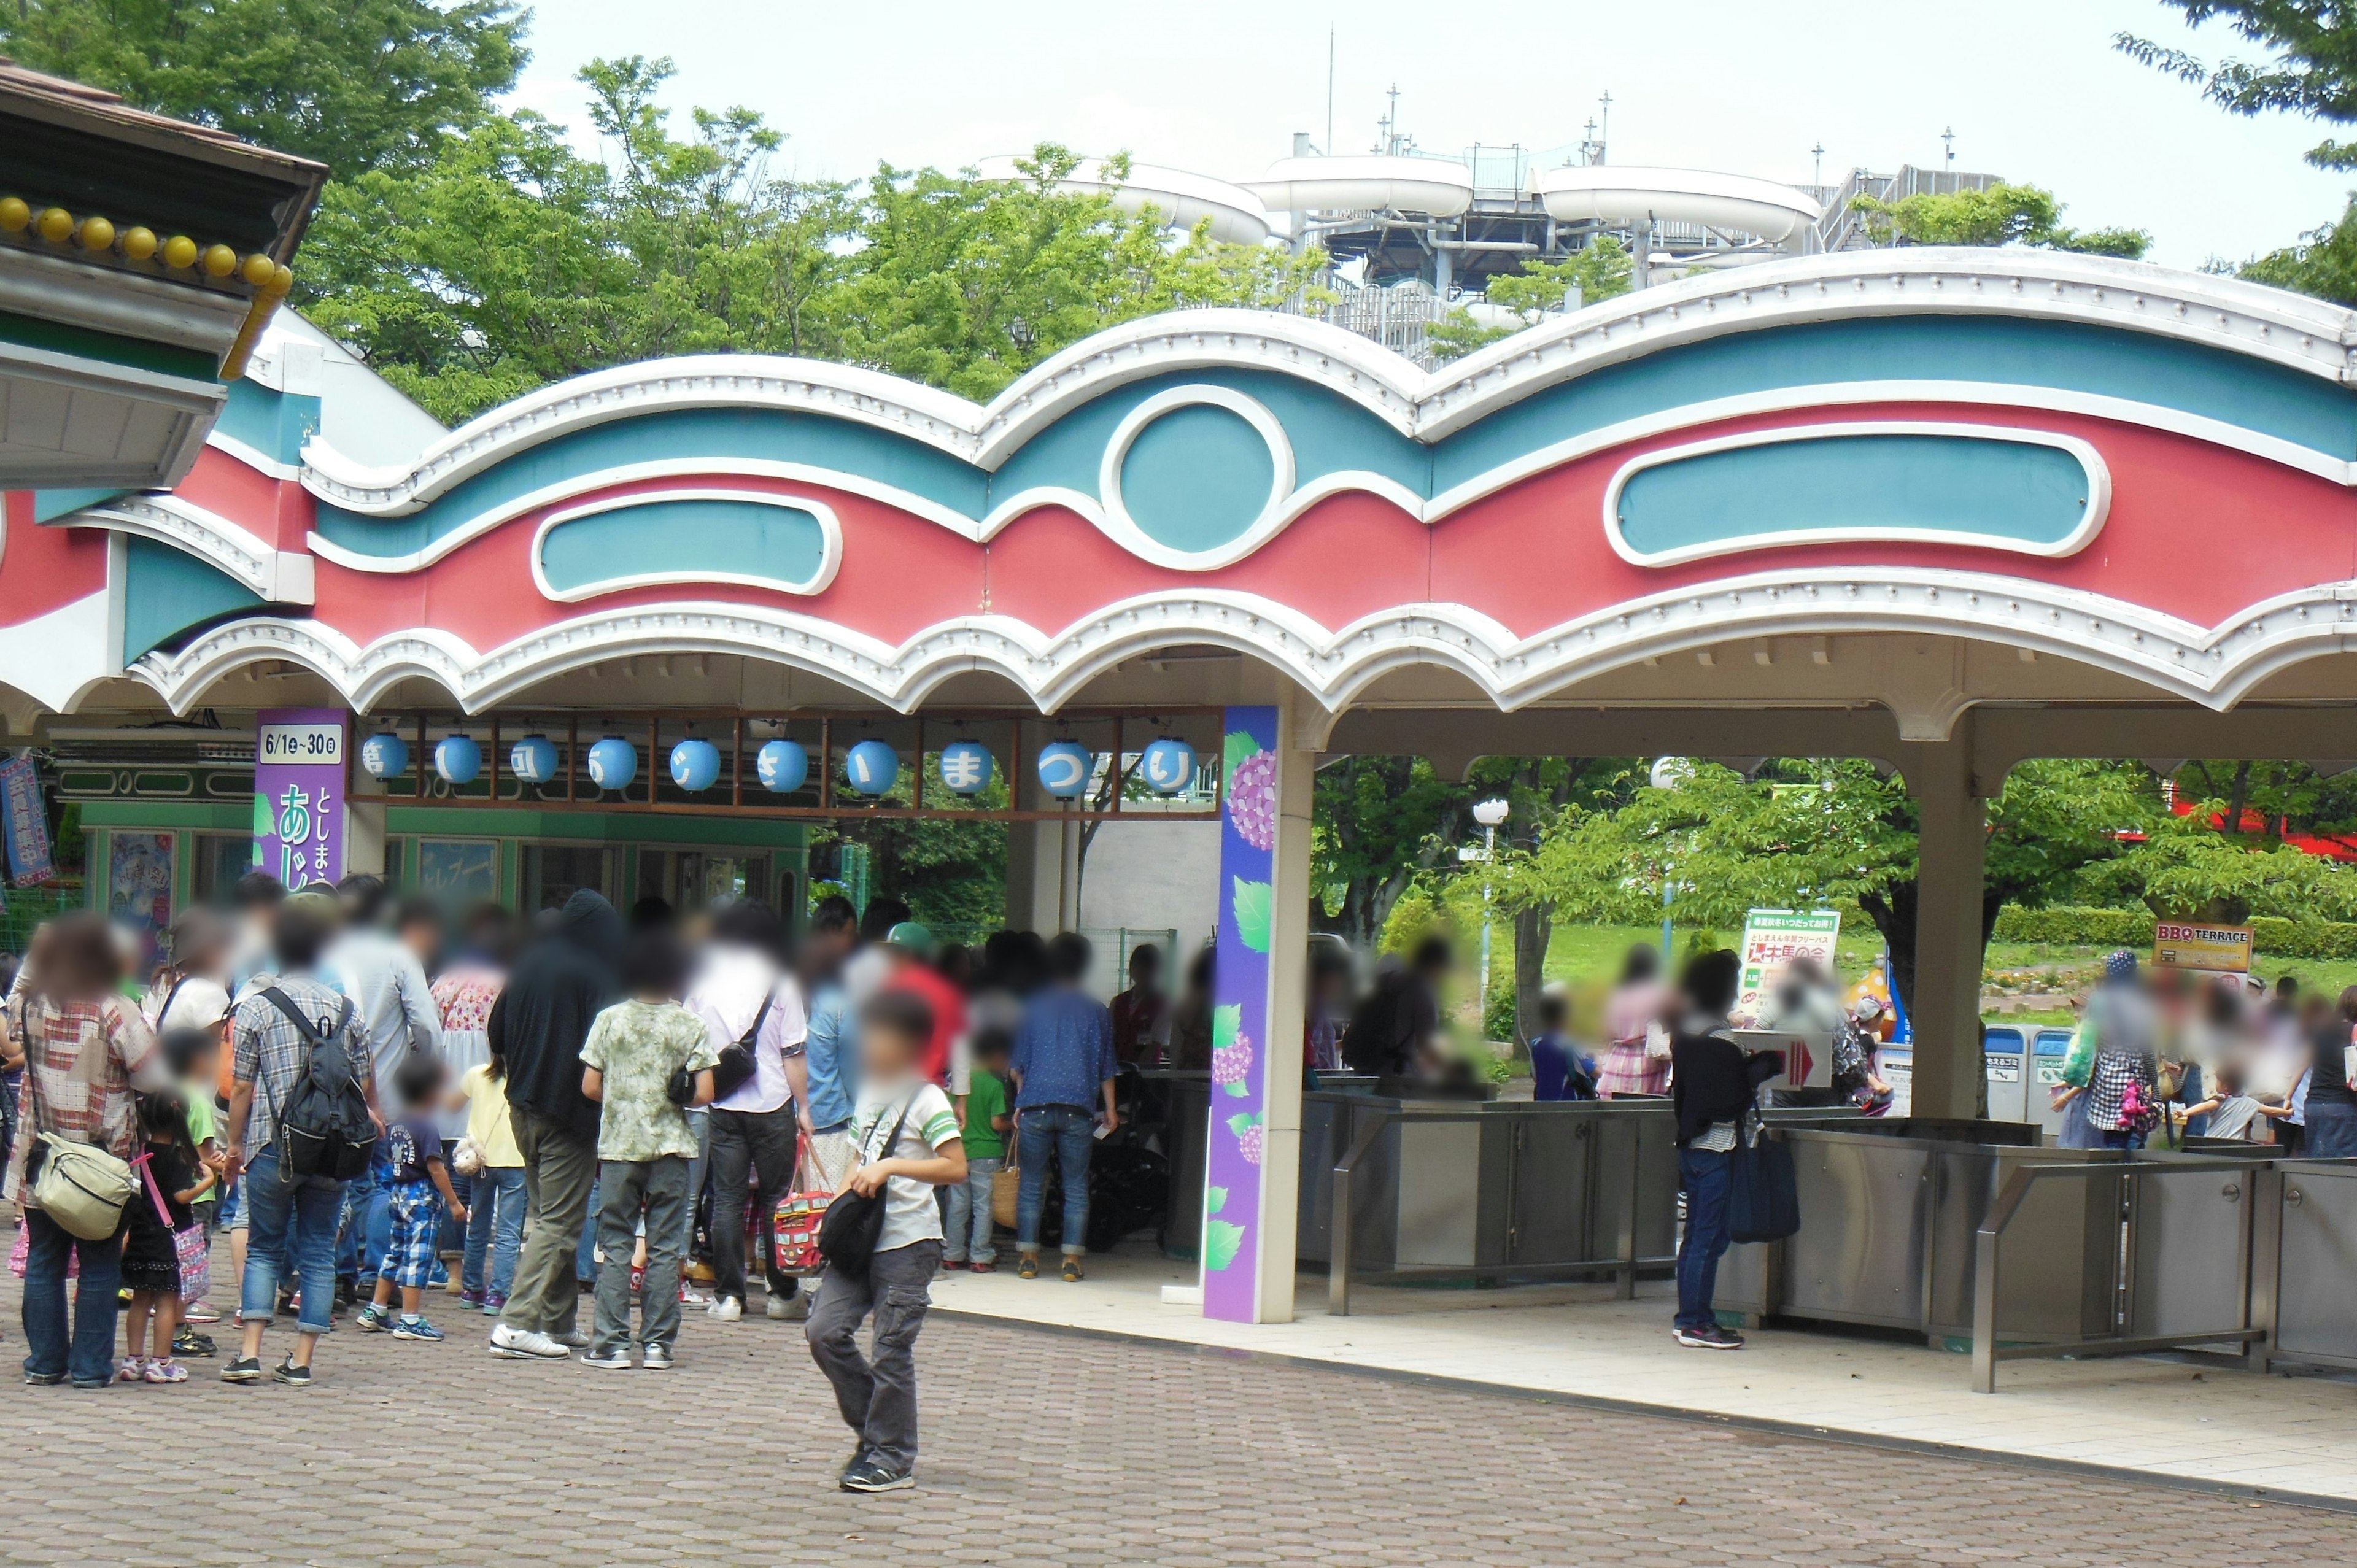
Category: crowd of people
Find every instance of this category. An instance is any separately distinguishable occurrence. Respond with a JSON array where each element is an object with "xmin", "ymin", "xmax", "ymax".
[{"xmin": 2, "ymin": 874, "xmax": 1140, "ymax": 1494}]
